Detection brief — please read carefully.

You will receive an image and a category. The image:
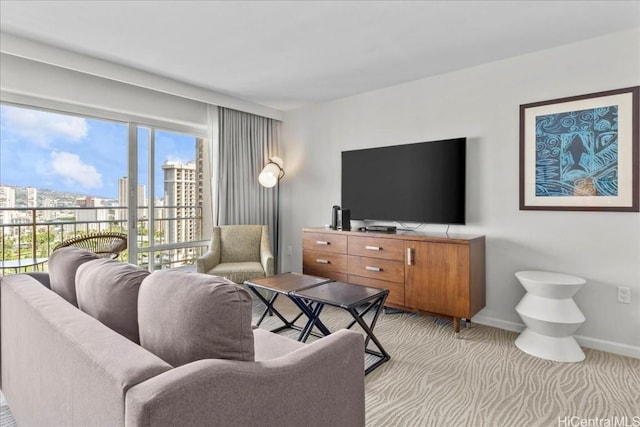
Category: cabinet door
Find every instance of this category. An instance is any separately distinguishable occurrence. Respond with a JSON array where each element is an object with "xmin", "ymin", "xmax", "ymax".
[{"xmin": 405, "ymin": 241, "xmax": 469, "ymax": 317}]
